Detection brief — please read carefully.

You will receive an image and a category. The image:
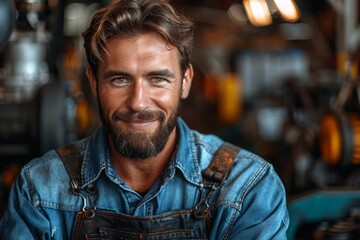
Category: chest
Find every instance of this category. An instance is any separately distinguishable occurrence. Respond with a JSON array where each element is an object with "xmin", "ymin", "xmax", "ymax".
[{"xmin": 89, "ymin": 174, "xmax": 203, "ymax": 216}]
